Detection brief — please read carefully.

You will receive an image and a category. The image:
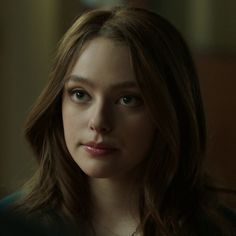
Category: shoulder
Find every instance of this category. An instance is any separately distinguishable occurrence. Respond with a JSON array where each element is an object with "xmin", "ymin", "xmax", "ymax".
[
  {"xmin": 219, "ymin": 205, "xmax": 236, "ymax": 223},
  {"xmin": 0, "ymin": 193, "xmax": 75, "ymax": 236},
  {"xmin": 197, "ymin": 206, "xmax": 236, "ymax": 236},
  {"xmin": 219, "ymin": 206, "xmax": 236, "ymax": 235},
  {"xmin": 0, "ymin": 192, "xmax": 22, "ymax": 210}
]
